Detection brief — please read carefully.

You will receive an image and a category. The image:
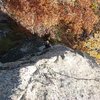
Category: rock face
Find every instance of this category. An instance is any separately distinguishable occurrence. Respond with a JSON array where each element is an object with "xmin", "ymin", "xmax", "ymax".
[{"xmin": 0, "ymin": 45, "xmax": 100, "ymax": 100}]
